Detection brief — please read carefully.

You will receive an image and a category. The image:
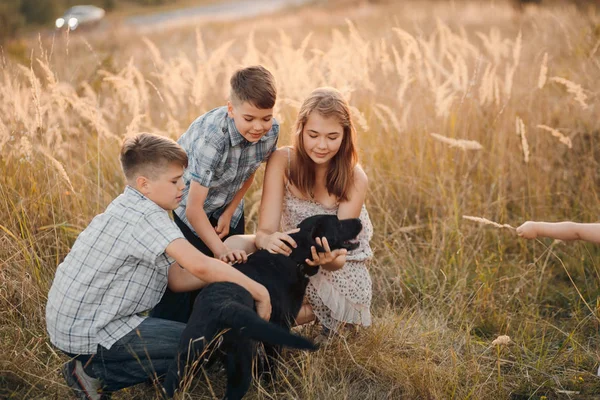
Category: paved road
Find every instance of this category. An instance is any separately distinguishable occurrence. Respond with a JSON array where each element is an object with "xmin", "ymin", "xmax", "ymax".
[{"xmin": 125, "ymin": 0, "xmax": 311, "ymax": 32}]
